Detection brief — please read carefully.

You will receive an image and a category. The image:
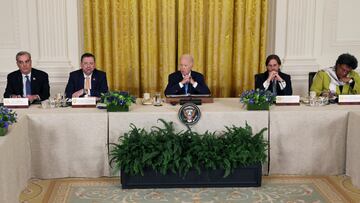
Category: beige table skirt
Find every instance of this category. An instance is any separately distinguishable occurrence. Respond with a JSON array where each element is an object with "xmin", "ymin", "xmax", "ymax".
[
  {"xmin": 269, "ymin": 105, "xmax": 349, "ymax": 175},
  {"xmin": 0, "ymin": 116, "xmax": 31, "ymax": 203},
  {"xmin": 26, "ymin": 110, "xmax": 109, "ymax": 178},
  {"xmin": 346, "ymin": 111, "xmax": 360, "ymax": 188}
]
